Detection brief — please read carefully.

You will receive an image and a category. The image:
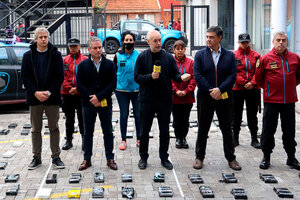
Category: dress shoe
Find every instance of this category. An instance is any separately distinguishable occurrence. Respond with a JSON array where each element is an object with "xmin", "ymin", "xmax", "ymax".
[
  {"xmin": 229, "ymin": 159, "xmax": 242, "ymax": 170},
  {"xmin": 259, "ymin": 157, "xmax": 270, "ymax": 169},
  {"xmin": 175, "ymin": 138, "xmax": 182, "ymax": 148},
  {"xmin": 251, "ymin": 140, "xmax": 261, "ymax": 149},
  {"xmin": 287, "ymin": 158, "xmax": 300, "ymax": 170},
  {"xmin": 107, "ymin": 159, "xmax": 118, "ymax": 170},
  {"xmin": 78, "ymin": 160, "xmax": 92, "ymax": 171},
  {"xmin": 138, "ymin": 159, "xmax": 147, "ymax": 169},
  {"xmin": 193, "ymin": 158, "xmax": 203, "ymax": 169},
  {"xmin": 182, "ymin": 138, "xmax": 189, "ymax": 149},
  {"xmin": 161, "ymin": 159, "xmax": 173, "ymax": 170},
  {"xmin": 62, "ymin": 140, "xmax": 73, "ymax": 150}
]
